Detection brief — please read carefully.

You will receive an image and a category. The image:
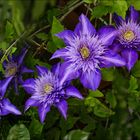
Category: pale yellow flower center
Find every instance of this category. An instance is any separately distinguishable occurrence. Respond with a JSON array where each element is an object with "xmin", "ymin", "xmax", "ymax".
[
  {"xmin": 7, "ymin": 67, "xmax": 17, "ymax": 76},
  {"xmin": 123, "ymin": 30, "xmax": 135, "ymax": 41},
  {"xmin": 80, "ymin": 46, "xmax": 90, "ymax": 59},
  {"xmin": 44, "ymin": 84, "xmax": 53, "ymax": 93}
]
